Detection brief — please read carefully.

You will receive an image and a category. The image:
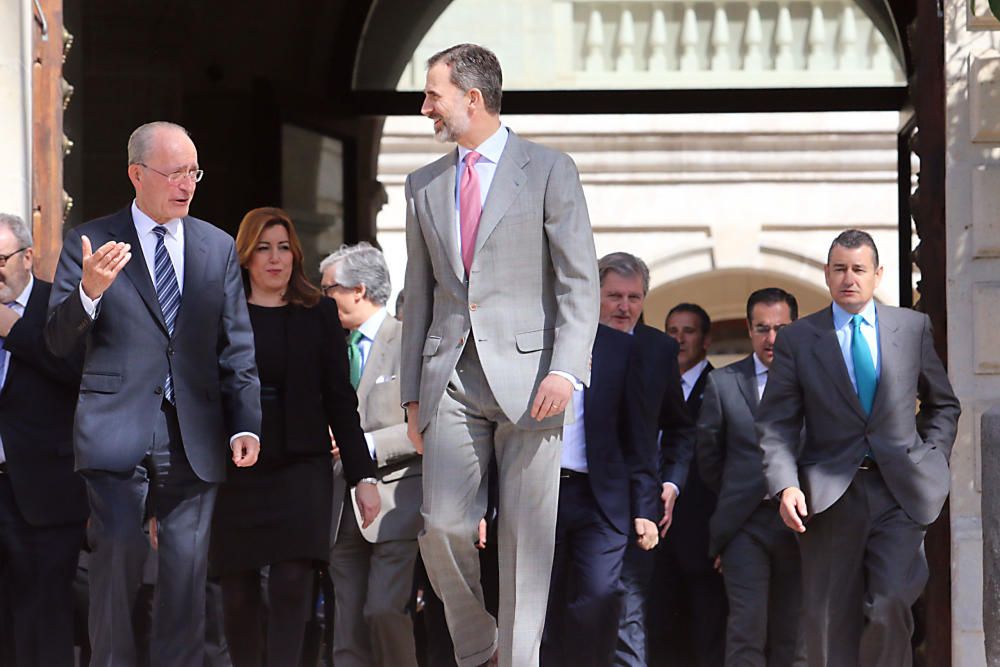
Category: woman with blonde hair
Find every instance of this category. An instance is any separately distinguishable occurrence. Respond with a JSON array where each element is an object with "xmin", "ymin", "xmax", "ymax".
[{"xmin": 210, "ymin": 206, "xmax": 380, "ymax": 666}]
